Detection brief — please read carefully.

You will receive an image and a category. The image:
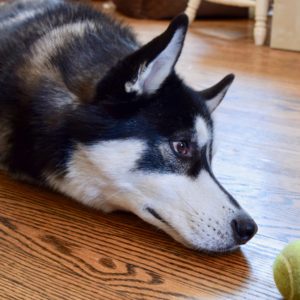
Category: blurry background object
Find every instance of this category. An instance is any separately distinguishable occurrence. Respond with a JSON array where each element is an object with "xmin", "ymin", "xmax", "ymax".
[
  {"xmin": 271, "ymin": 0, "xmax": 300, "ymax": 52},
  {"xmin": 73, "ymin": 0, "xmax": 116, "ymax": 14},
  {"xmin": 112, "ymin": 0, "xmax": 270, "ymax": 46},
  {"xmin": 112, "ymin": 0, "xmax": 248, "ymax": 19},
  {"xmin": 96, "ymin": 0, "xmax": 116, "ymax": 14},
  {"xmin": 185, "ymin": 0, "xmax": 270, "ymax": 46}
]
